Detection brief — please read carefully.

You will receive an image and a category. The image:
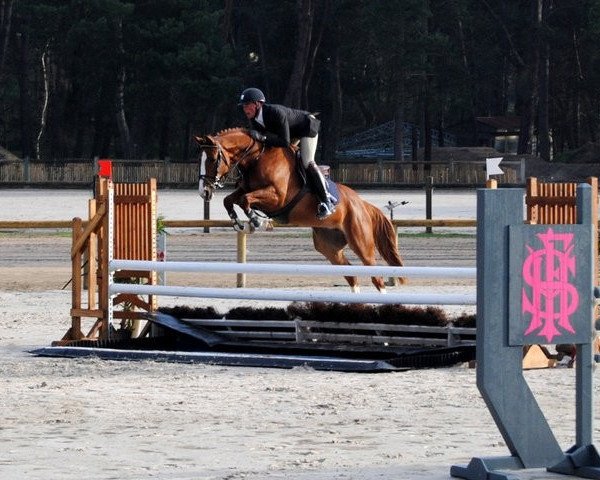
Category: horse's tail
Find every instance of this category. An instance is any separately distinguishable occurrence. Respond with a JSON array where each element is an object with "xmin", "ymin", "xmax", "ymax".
[{"xmin": 366, "ymin": 202, "xmax": 406, "ymax": 283}]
